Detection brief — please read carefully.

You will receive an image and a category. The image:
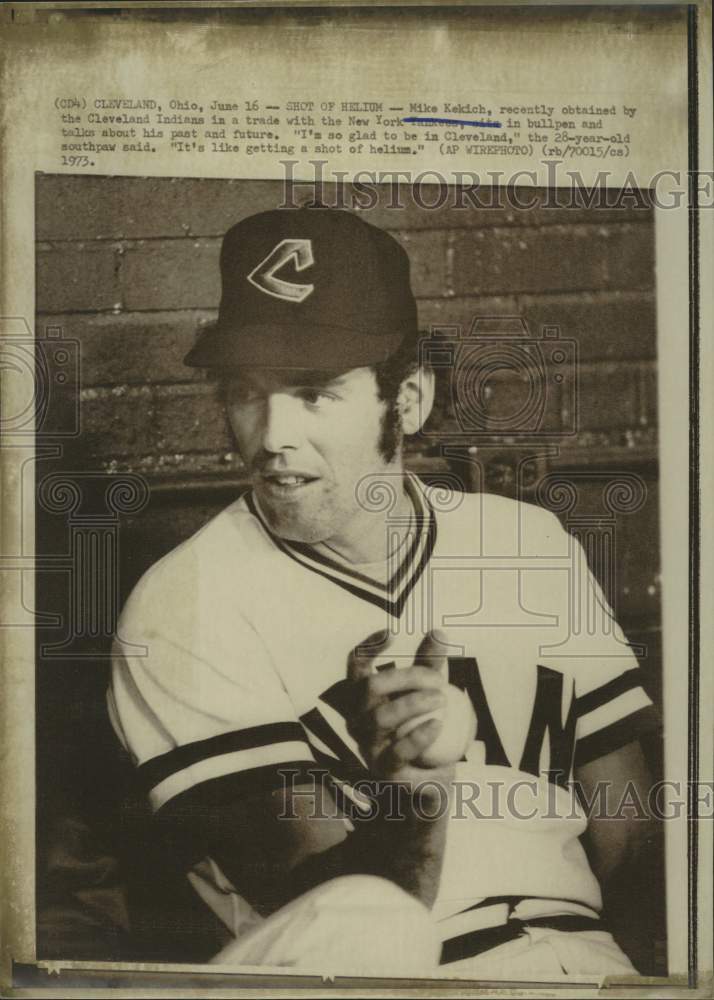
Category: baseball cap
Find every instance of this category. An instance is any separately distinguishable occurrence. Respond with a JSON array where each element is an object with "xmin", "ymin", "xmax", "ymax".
[{"xmin": 183, "ymin": 206, "xmax": 418, "ymax": 371}]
